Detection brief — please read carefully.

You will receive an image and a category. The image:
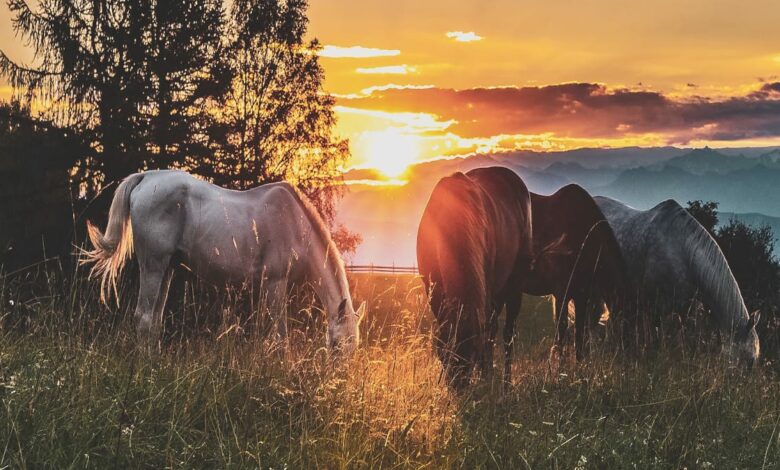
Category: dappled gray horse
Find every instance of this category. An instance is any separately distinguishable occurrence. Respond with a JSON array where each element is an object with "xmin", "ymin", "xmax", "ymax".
[
  {"xmin": 594, "ymin": 196, "xmax": 760, "ymax": 365},
  {"xmin": 83, "ymin": 170, "xmax": 364, "ymax": 351}
]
